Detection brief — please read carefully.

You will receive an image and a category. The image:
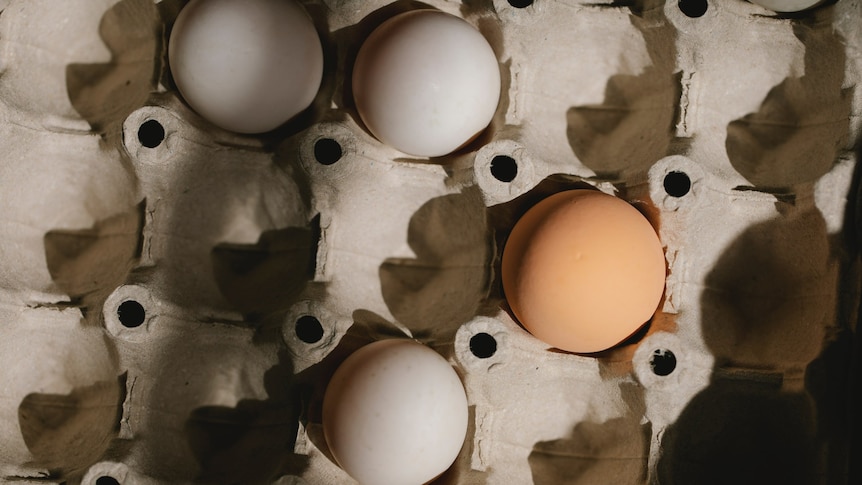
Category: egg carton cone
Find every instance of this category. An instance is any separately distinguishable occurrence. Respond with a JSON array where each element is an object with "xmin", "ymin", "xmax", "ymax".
[{"xmin": 0, "ymin": 0, "xmax": 859, "ymax": 484}]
